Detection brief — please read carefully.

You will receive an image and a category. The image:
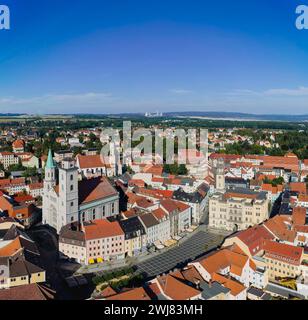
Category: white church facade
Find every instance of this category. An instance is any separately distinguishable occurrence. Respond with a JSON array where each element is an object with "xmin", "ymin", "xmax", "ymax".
[{"xmin": 43, "ymin": 150, "xmax": 119, "ymax": 233}]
